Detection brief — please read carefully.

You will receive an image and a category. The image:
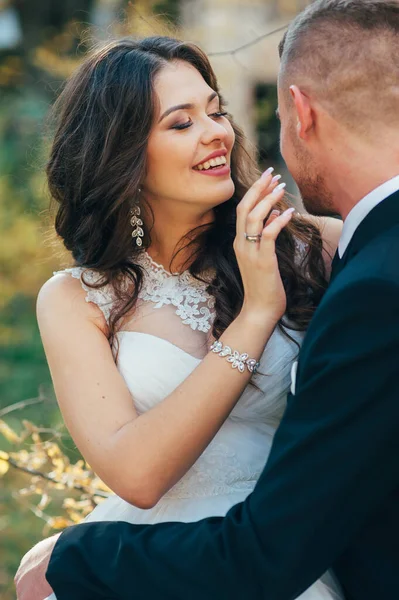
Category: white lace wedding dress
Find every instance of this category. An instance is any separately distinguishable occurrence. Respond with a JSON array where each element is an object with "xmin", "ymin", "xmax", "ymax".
[{"xmin": 52, "ymin": 251, "xmax": 342, "ymax": 600}]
